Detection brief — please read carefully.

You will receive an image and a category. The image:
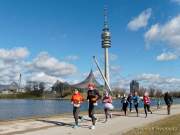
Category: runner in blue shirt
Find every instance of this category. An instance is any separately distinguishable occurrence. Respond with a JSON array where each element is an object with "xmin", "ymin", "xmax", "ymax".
[{"xmin": 133, "ymin": 92, "xmax": 140, "ymax": 117}]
